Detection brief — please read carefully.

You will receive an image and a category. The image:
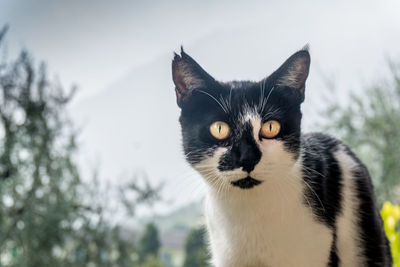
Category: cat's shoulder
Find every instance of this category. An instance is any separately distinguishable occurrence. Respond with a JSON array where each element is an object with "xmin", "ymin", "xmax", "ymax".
[
  {"xmin": 301, "ymin": 132, "xmax": 365, "ymax": 169},
  {"xmin": 301, "ymin": 132, "xmax": 344, "ymax": 152}
]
